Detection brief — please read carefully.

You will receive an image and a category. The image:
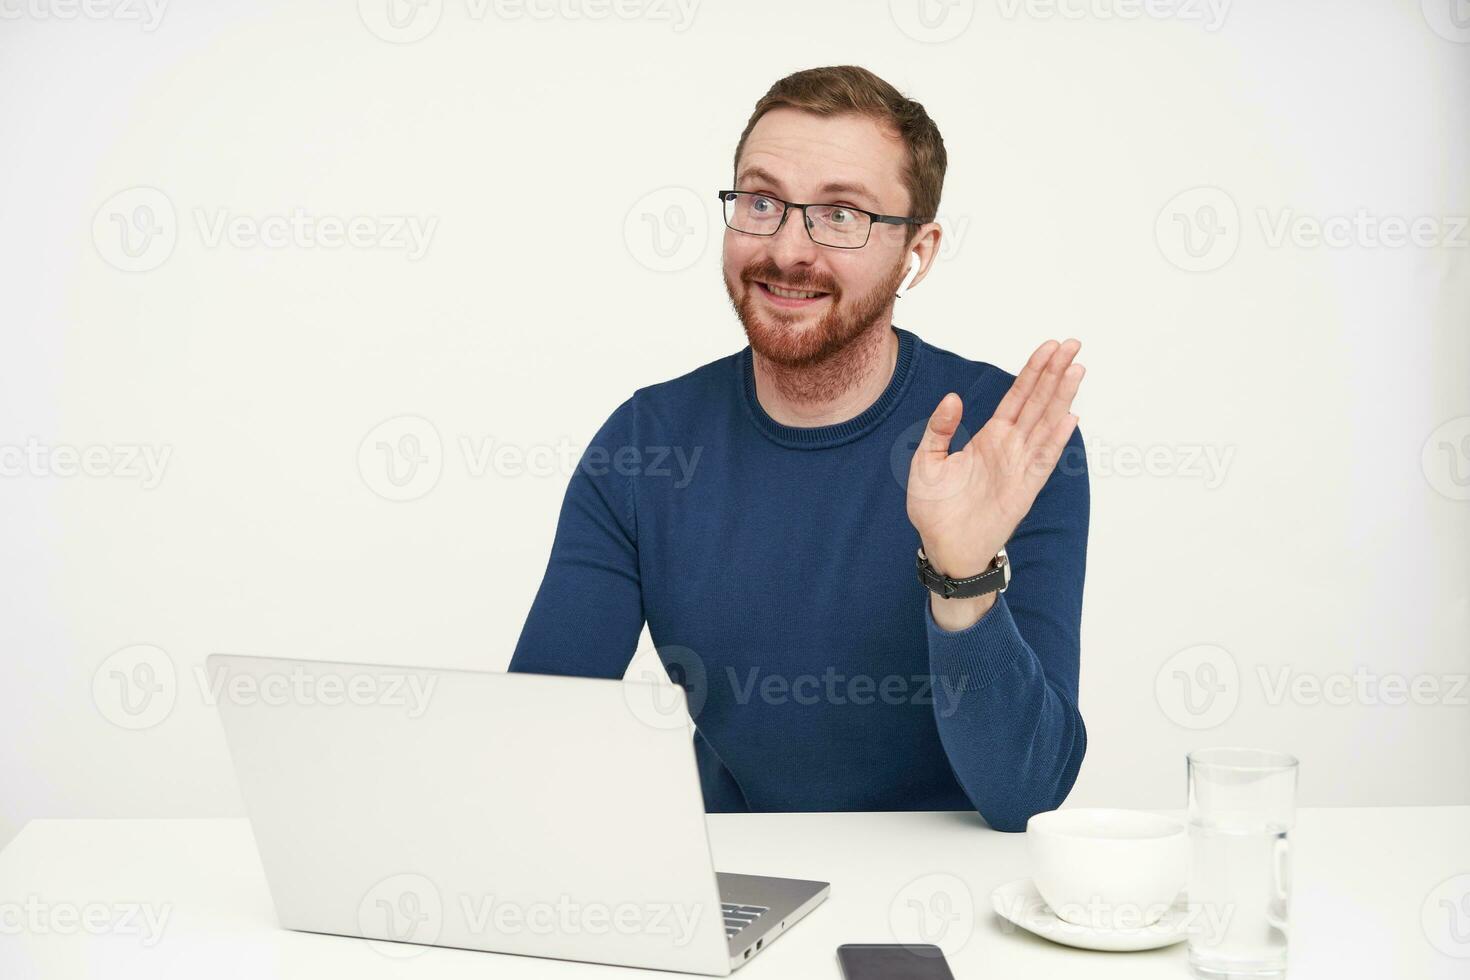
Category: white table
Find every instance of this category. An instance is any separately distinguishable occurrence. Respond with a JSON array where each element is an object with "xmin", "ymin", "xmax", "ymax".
[{"xmin": 0, "ymin": 808, "xmax": 1465, "ymax": 978}]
